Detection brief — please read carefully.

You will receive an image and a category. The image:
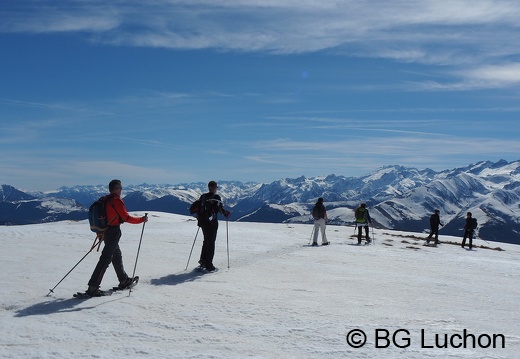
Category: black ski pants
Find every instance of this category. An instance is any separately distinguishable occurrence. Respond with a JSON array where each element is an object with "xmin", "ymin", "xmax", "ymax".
[
  {"xmin": 462, "ymin": 229, "xmax": 474, "ymax": 249},
  {"xmin": 199, "ymin": 220, "xmax": 219, "ymax": 269},
  {"xmin": 357, "ymin": 224, "xmax": 369, "ymax": 243},
  {"xmin": 88, "ymin": 226, "xmax": 128, "ymax": 288},
  {"xmin": 427, "ymin": 225, "xmax": 440, "ymax": 242}
]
